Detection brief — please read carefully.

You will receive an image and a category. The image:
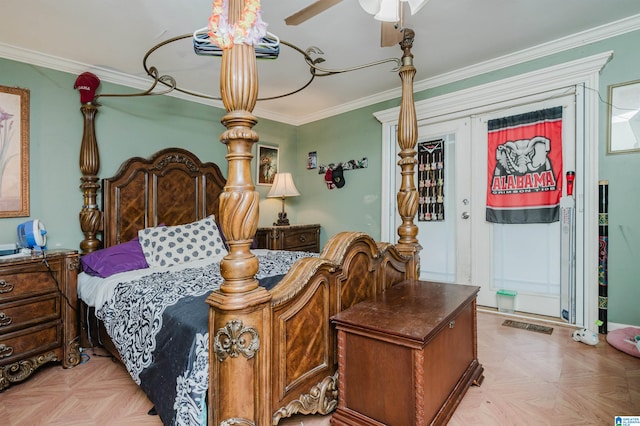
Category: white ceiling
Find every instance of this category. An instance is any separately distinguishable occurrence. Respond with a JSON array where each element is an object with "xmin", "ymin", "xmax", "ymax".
[{"xmin": 2, "ymin": 1, "xmax": 640, "ymax": 125}]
